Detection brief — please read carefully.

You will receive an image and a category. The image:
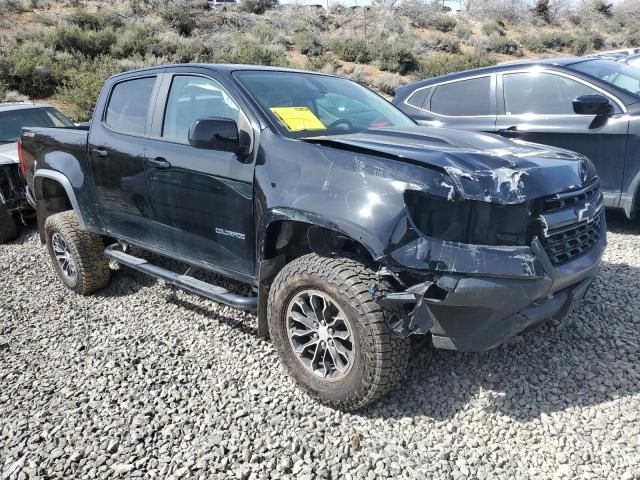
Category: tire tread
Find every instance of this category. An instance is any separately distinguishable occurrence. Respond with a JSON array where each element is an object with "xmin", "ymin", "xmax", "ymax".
[
  {"xmin": 44, "ymin": 211, "xmax": 110, "ymax": 295},
  {"xmin": 268, "ymin": 253, "xmax": 410, "ymax": 411}
]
